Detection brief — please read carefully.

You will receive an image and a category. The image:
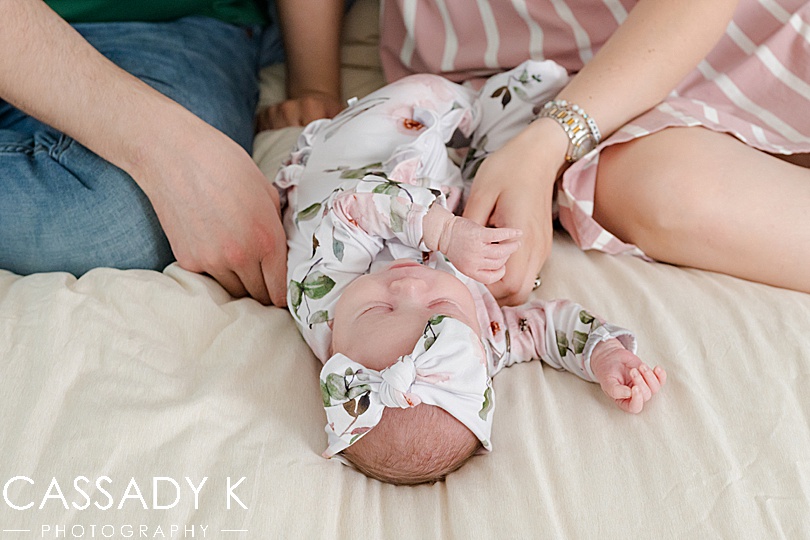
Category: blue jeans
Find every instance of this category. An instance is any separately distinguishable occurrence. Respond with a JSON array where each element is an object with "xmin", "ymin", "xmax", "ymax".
[{"xmin": 0, "ymin": 16, "xmax": 263, "ymax": 276}]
